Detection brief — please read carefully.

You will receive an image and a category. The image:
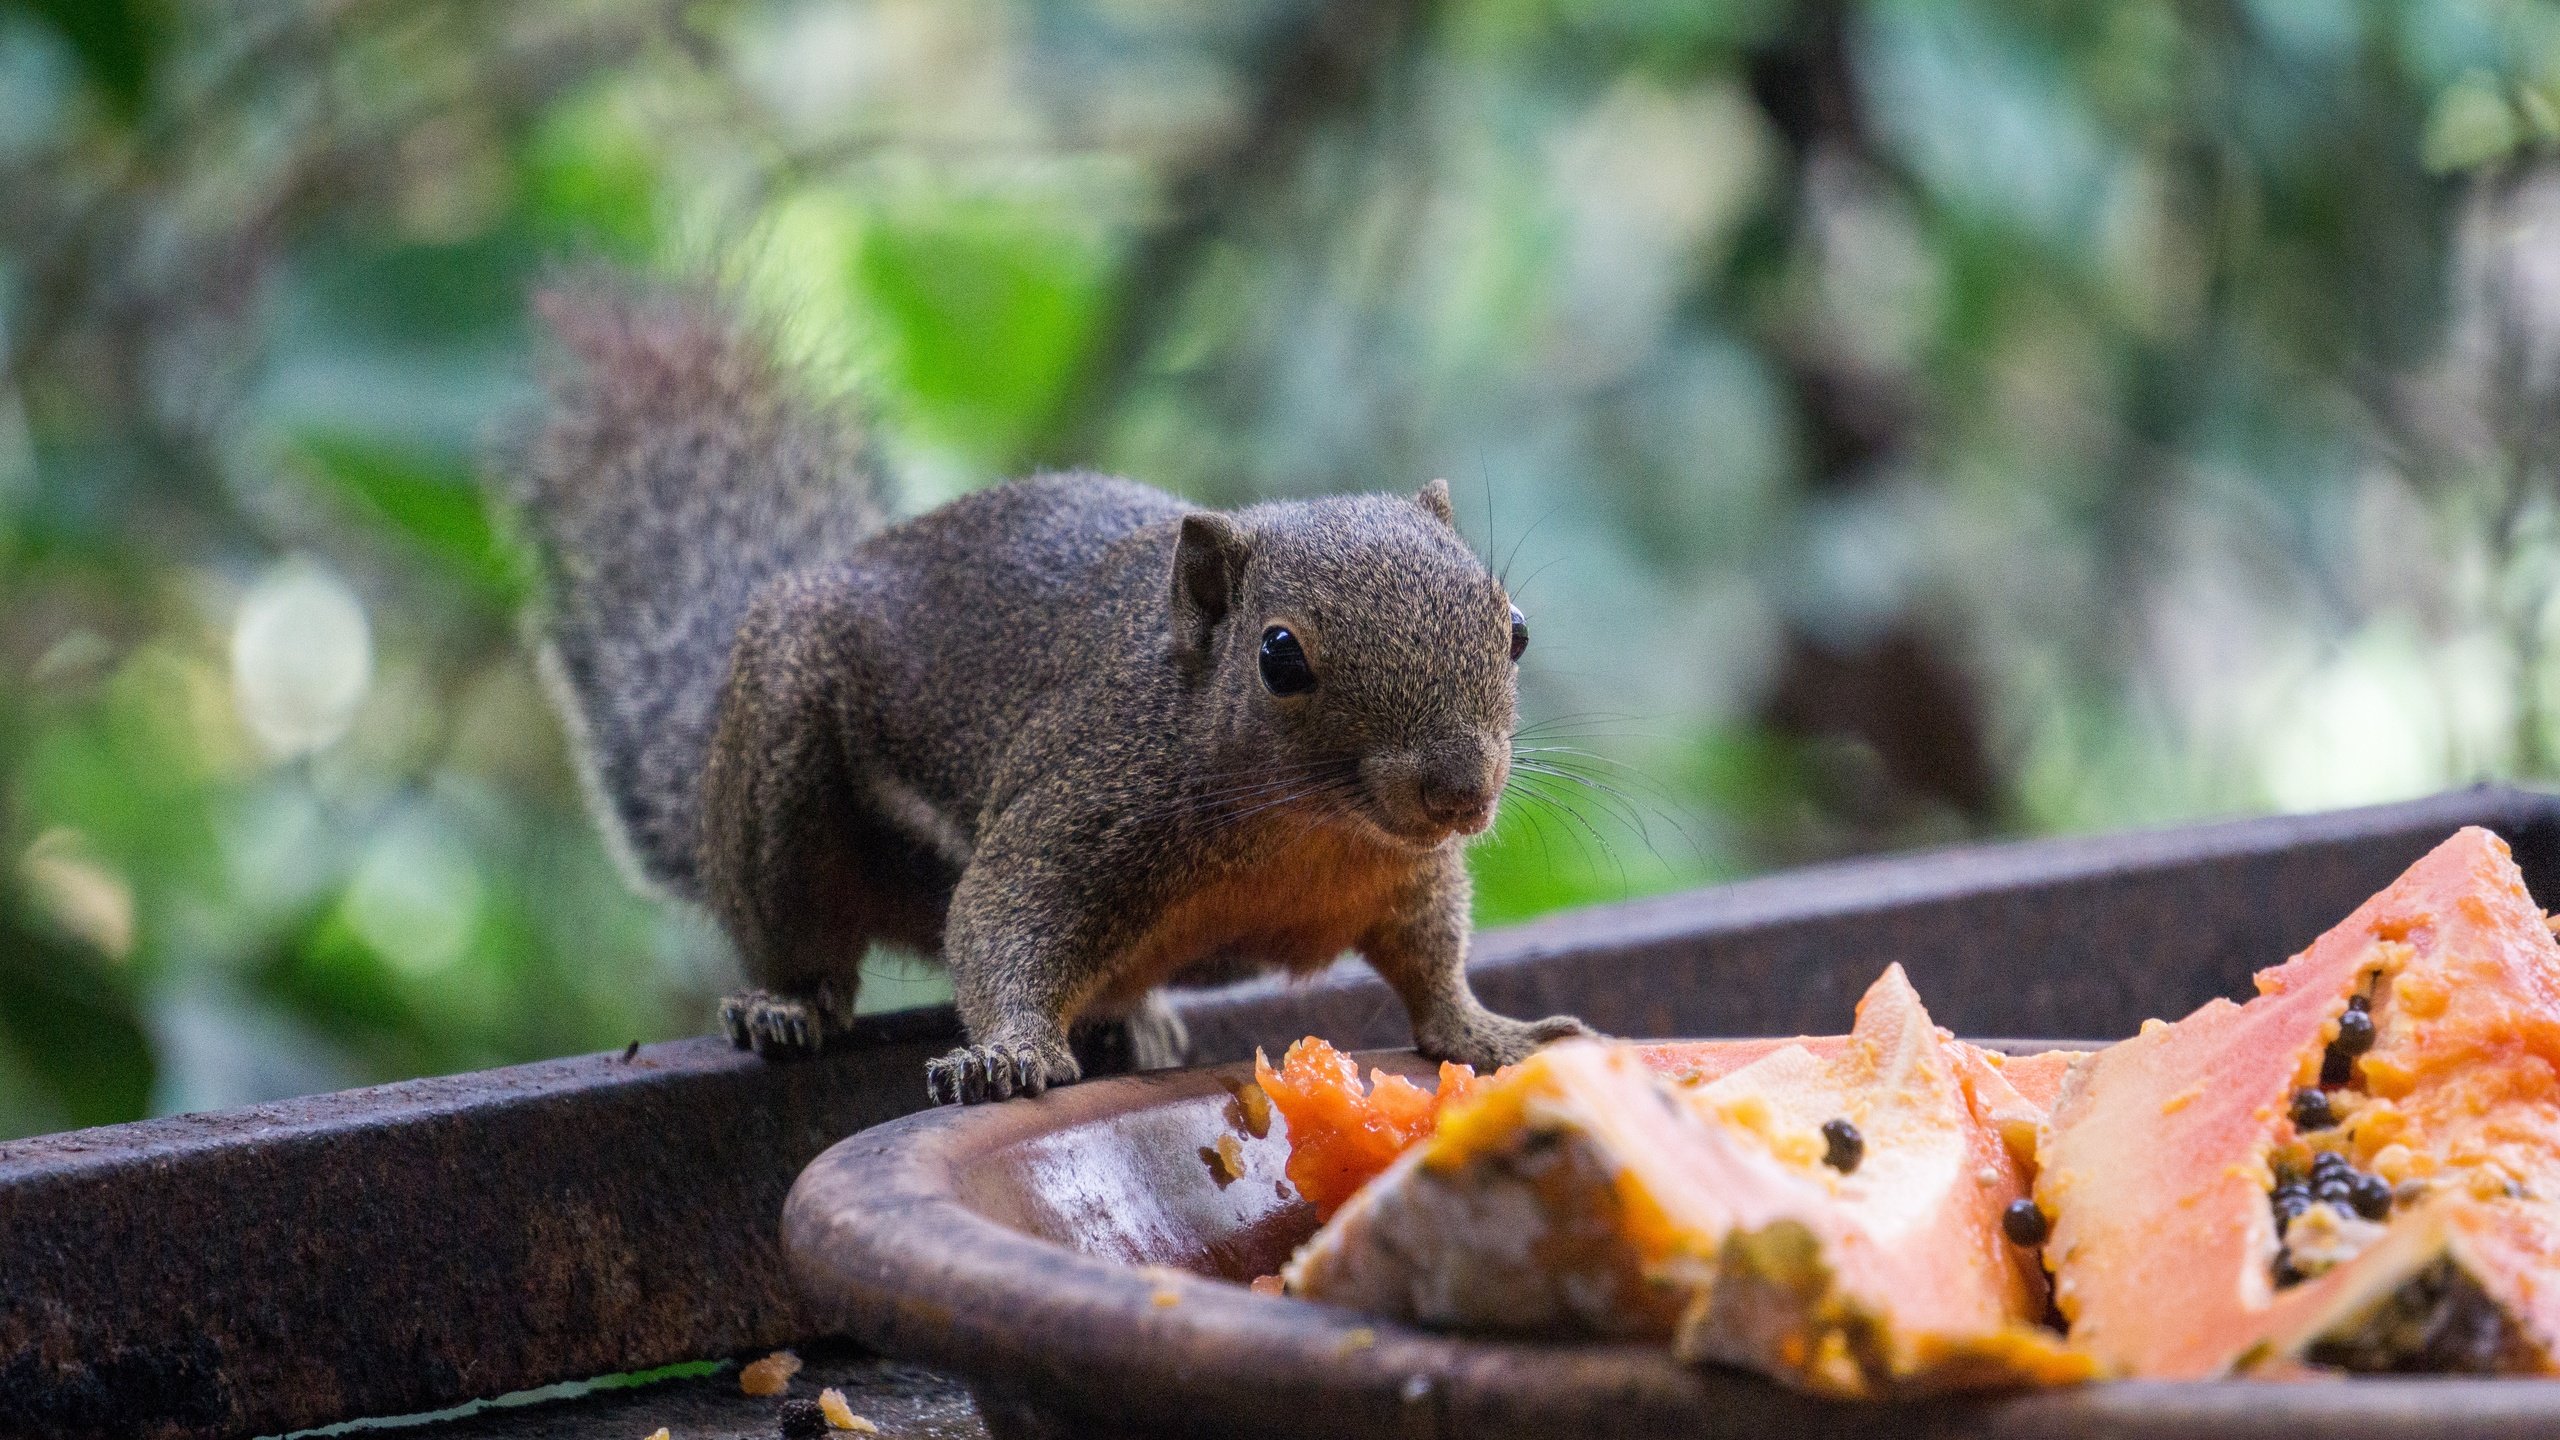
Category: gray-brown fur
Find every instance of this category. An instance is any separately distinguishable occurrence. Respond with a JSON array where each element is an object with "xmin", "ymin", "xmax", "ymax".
[
  {"xmin": 506, "ymin": 275, "xmax": 1592, "ymax": 1103},
  {"xmin": 507, "ymin": 279, "xmax": 880, "ymax": 899}
]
